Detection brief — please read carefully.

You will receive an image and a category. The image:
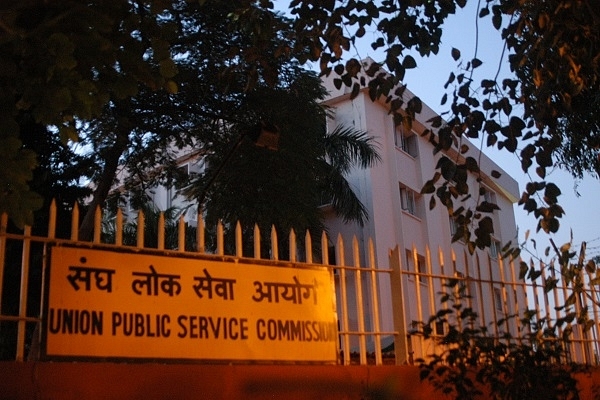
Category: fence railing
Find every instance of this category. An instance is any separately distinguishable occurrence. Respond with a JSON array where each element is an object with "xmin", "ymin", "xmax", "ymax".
[
  {"xmin": 1, "ymin": 200, "xmax": 599, "ymax": 366},
  {"xmin": 391, "ymin": 243, "xmax": 600, "ymax": 366},
  {"xmin": 0, "ymin": 201, "xmax": 396, "ymax": 364}
]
